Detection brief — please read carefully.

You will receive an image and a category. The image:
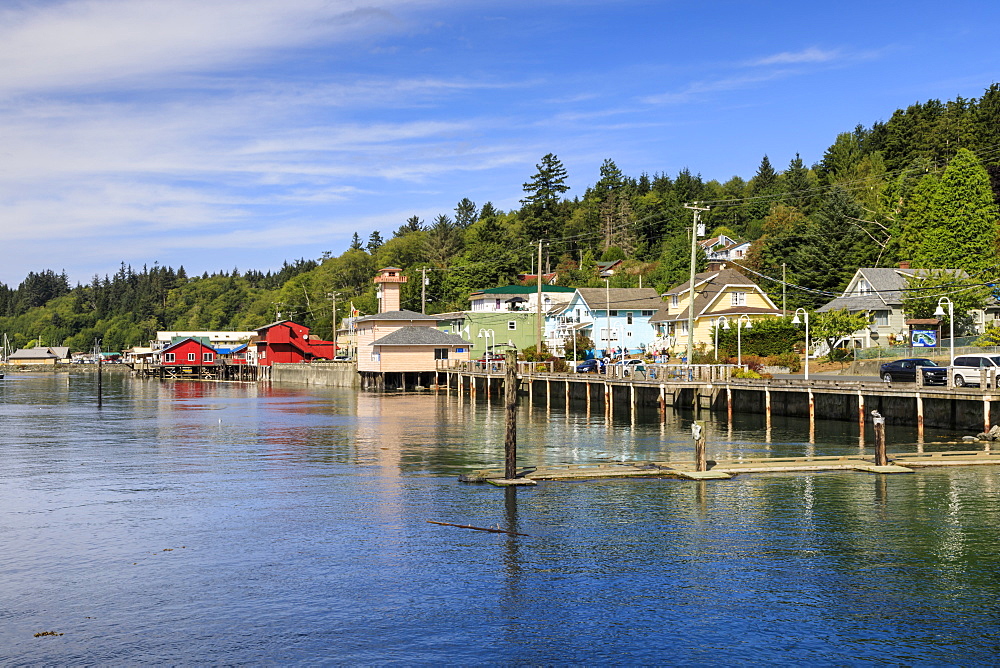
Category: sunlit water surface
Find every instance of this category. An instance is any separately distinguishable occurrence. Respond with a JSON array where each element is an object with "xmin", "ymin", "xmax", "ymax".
[{"xmin": 3, "ymin": 372, "xmax": 1000, "ymax": 665}]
